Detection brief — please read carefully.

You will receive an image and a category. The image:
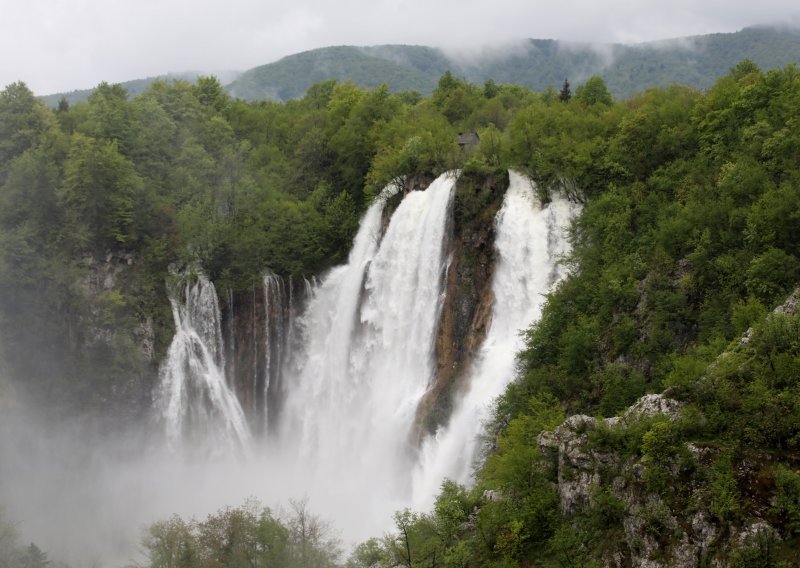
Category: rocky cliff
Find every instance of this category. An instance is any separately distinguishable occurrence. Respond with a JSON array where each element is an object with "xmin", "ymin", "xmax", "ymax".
[{"xmin": 535, "ymin": 289, "xmax": 800, "ymax": 567}]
